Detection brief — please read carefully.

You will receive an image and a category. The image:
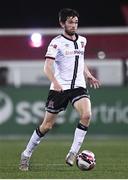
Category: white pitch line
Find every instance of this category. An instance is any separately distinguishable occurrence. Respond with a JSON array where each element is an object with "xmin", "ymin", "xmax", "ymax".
[
  {"xmin": 47, "ymin": 164, "xmax": 65, "ymax": 166},
  {"xmin": 22, "ymin": 163, "xmax": 66, "ymax": 166}
]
